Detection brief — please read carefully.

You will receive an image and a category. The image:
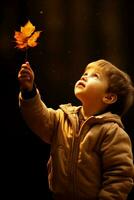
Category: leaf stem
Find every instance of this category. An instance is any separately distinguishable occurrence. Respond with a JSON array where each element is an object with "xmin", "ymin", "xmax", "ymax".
[{"xmin": 25, "ymin": 47, "xmax": 28, "ymax": 62}]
